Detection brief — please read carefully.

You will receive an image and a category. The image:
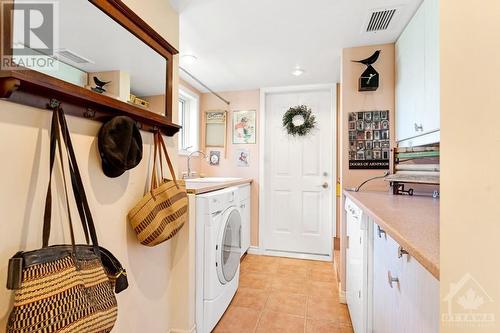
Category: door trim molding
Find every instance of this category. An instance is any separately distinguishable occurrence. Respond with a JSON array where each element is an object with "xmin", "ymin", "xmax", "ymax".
[
  {"xmin": 247, "ymin": 246, "xmax": 332, "ymax": 262},
  {"xmin": 258, "ymin": 84, "xmax": 337, "ymax": 255}
]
